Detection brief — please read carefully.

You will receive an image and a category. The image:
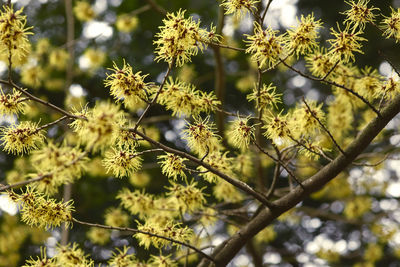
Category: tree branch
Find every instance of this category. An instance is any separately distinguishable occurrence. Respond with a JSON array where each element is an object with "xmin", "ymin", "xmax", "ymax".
[{"xmin": 198, "ymin": 93, "xmax": 400, "ymax": 266}]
